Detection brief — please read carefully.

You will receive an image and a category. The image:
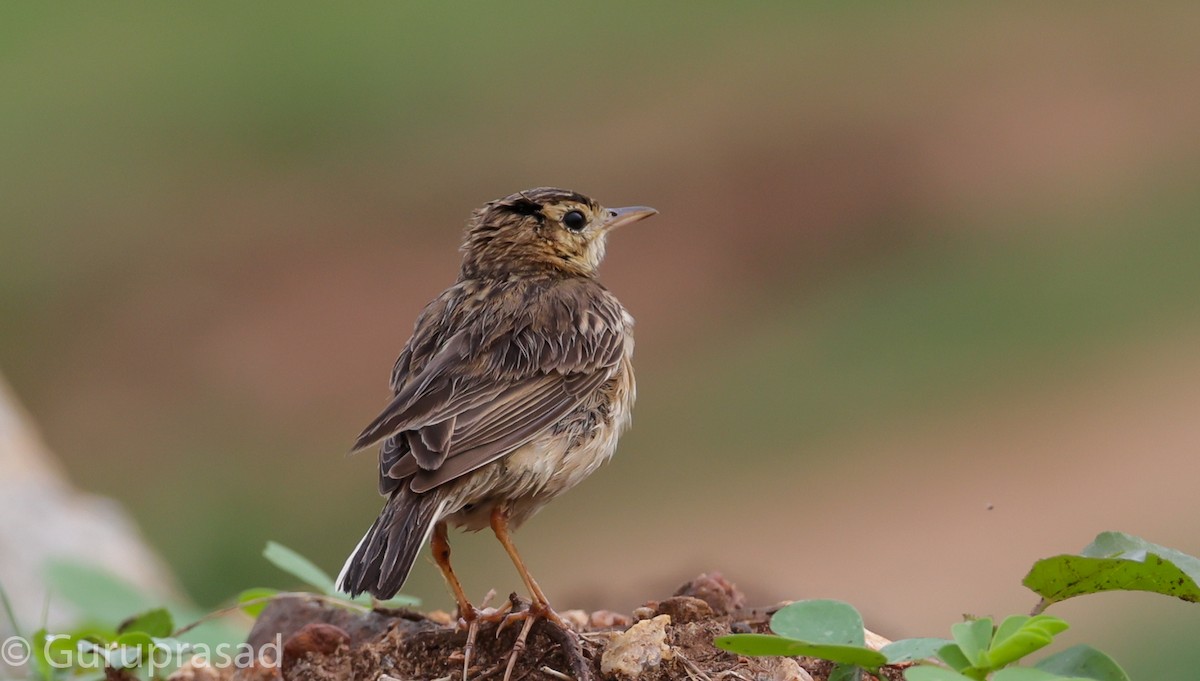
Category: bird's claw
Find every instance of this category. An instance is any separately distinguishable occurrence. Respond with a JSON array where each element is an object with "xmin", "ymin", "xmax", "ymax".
[
  {"xmin": 455, "ymin": 593, "xmax": 590, "ymax": 681},
  {"xmin": 493, "ymin": 594, "xmax": 588, "ymax": 681},
  {"xmin": 457, "ymin": 591, "xmax": 507, "ymax": 681}
]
